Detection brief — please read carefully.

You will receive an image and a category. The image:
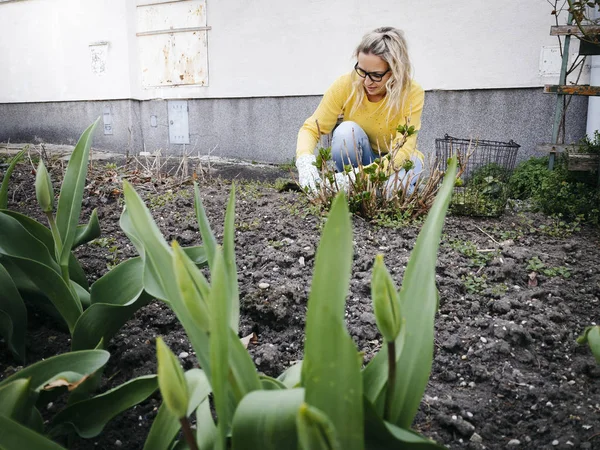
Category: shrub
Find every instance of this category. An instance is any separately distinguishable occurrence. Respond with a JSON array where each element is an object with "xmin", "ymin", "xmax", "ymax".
[
  {"xmin": 508, "ymin": 155, "xmax": 600, "ymax": 224},
  {"xmin": 307, "ymin": 121, "xmax": 464, "ymax": 223},
  {"xmin": 508, "ymin": 156, "xmax": 550, "ymax": 200}
]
